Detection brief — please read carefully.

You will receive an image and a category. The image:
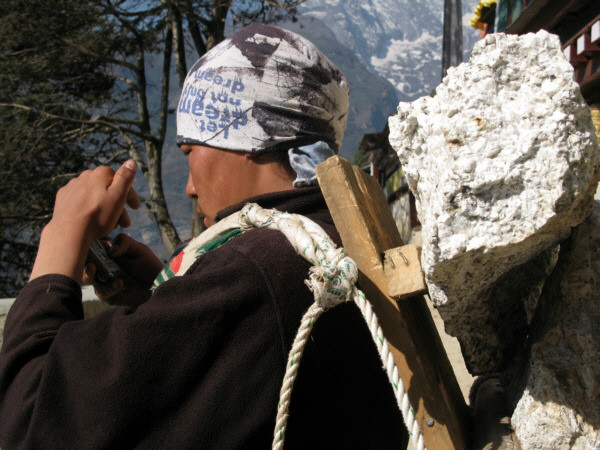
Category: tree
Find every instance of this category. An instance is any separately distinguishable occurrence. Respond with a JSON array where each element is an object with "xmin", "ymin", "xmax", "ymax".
[
  {"xmin": 0, "ymin": 0, "xmax": 306, "ymax": 296},
  {"xmin": 91, "ymin": 0, "xmax": 307, "ymax": 251},
  {"xmin": 0, "ymin": 0, "xmax": 124, "ymax": 296}
]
